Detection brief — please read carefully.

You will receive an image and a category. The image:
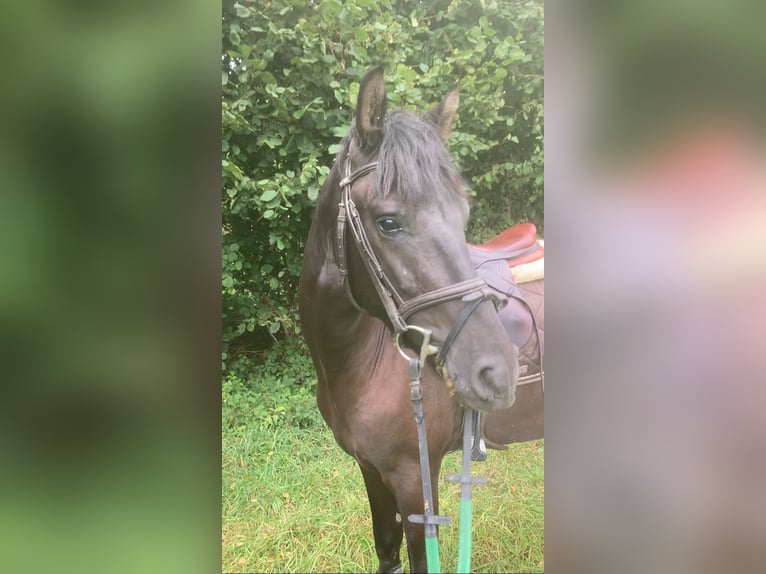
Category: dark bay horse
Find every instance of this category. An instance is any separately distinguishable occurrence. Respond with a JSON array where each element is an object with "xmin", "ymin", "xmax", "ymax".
[{"xmin": 299, "ymin": 66, "xmax": 543, "ymax": 573}]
